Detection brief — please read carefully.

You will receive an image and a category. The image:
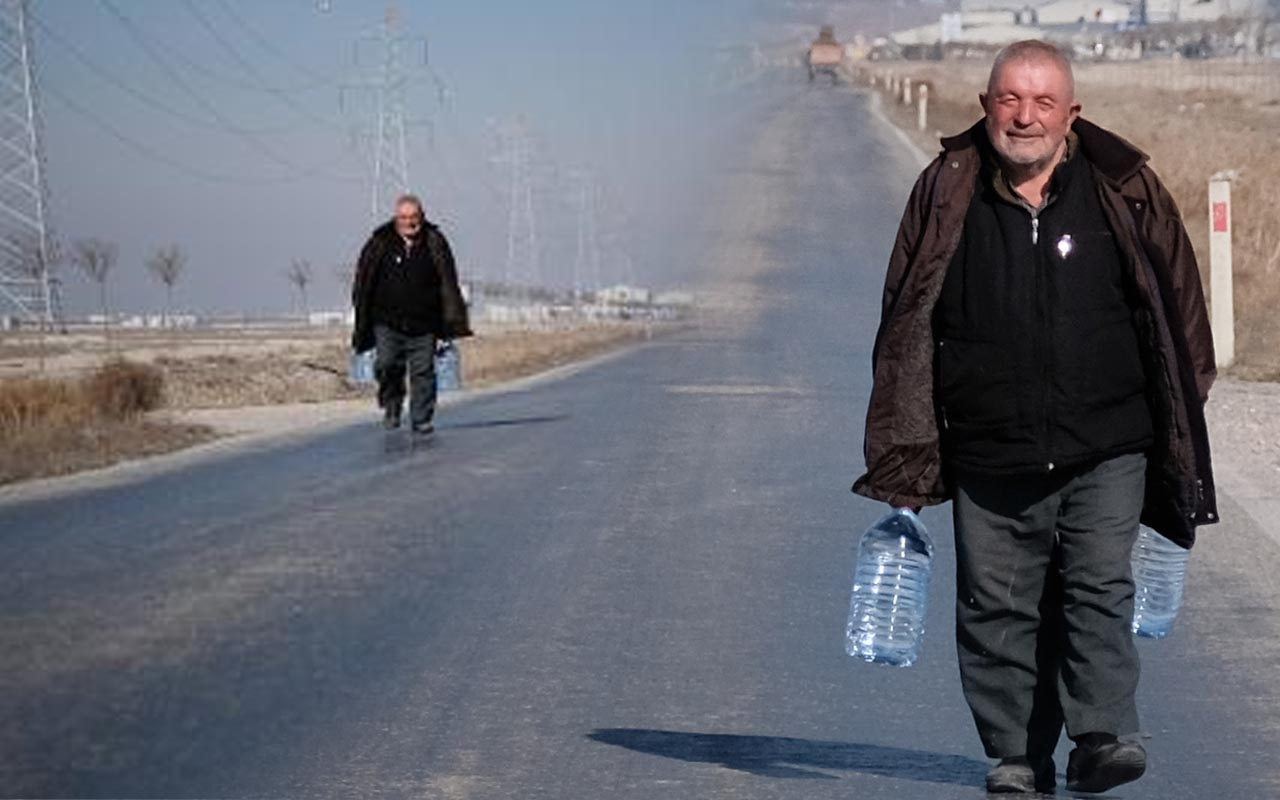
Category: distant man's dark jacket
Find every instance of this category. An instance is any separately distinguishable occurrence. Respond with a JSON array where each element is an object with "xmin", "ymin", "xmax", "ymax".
[
  {"xmin": 853, "ymin": 118, "xmax": 1218, "ymax": 548},
  {"xmin": 351, "ymin": 219, "xmax": 473, "ymax": 353}
]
